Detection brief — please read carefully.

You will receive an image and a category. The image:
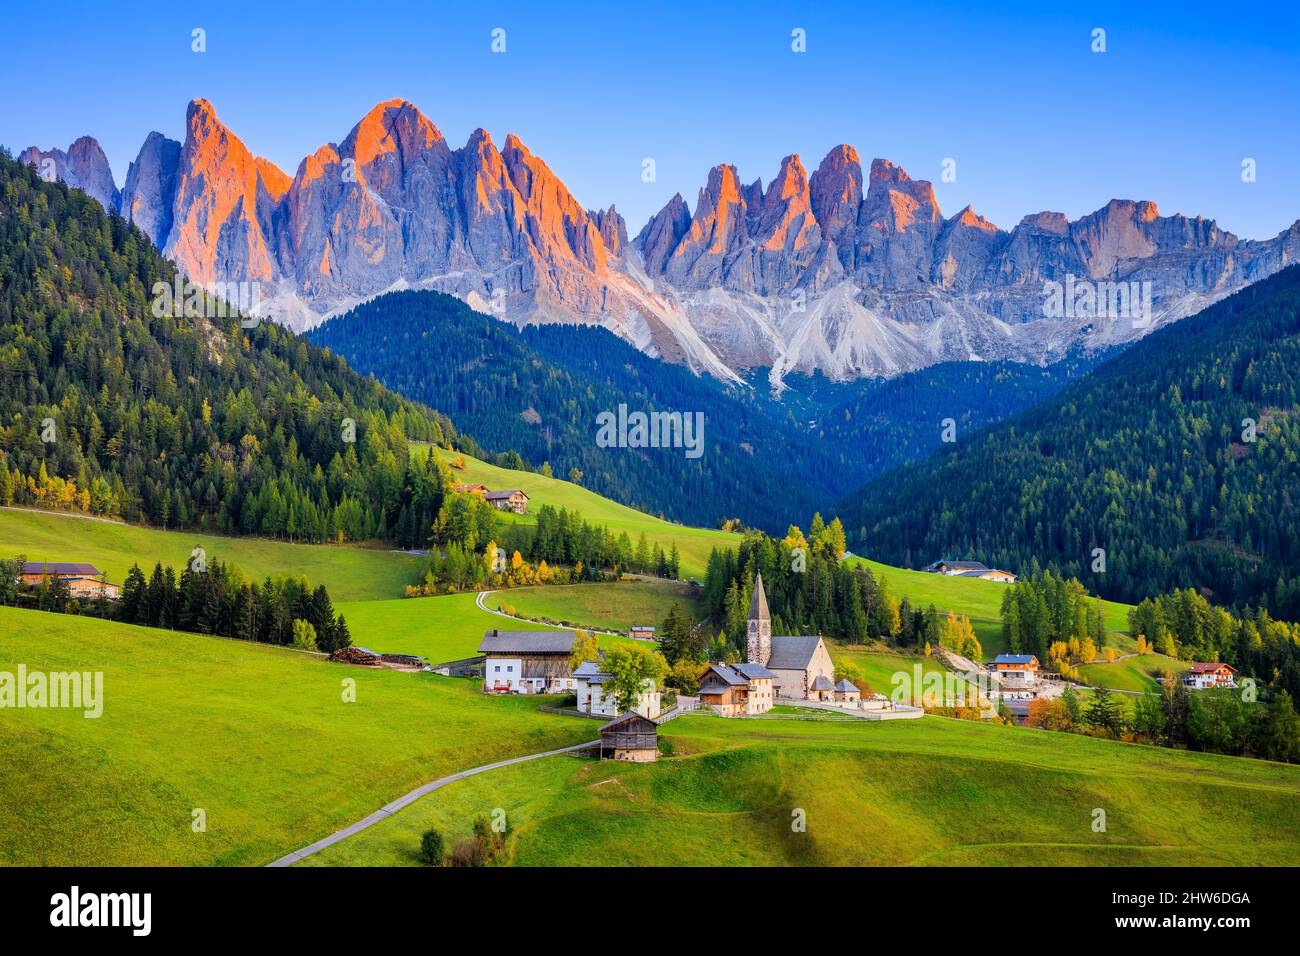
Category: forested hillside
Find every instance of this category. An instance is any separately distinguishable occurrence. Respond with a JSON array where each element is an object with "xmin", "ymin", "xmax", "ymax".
[
  {"xmin": 839, "ymin": 265, "xmax": 1300, "ymax": 615},
  {"xmin": 0, "ymin": 149, "xmax": 461, "ymax": 544},
  {"xmin": 309, "ymin": 290, "xmax": 1089, "ymax": 532}
]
